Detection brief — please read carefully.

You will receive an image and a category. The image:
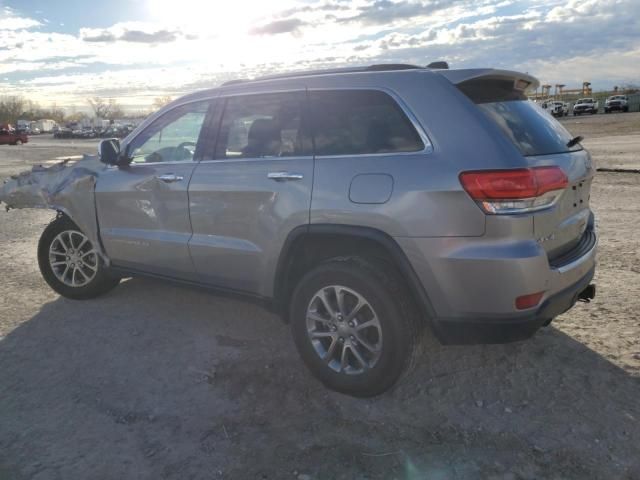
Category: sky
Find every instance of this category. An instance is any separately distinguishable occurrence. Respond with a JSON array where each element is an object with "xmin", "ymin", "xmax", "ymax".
[{"xmin": 0, "ymin": 0, "xmax": 638, "ymax": 111}]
